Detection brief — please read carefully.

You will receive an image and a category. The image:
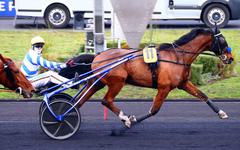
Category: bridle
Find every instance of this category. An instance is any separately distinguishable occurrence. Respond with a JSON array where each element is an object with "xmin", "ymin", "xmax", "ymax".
[
  {"xmin": 210, "ymin": 32, "xmax": 228, "ymax": 56},
  {"xmin": 0, "ymin": 60, "xmax": 22, "ymax": 93},
  {"xmin": 160, "ymin": 30, "xmax": 230, "ymax": 67}
]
